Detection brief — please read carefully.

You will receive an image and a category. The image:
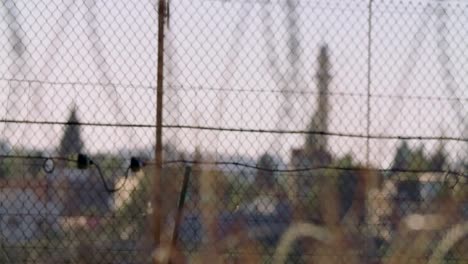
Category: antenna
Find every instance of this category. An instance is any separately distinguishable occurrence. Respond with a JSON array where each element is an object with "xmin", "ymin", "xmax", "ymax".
[
  {"xmin": 213, "ymin": 3, "xmax": 252, "ymax": 158},
  {"xmin": 434, "ymin": 2, "xmax": 466, "ymax": 139},
  {"xmin": 2, "ymin": 0, "xmax": 29, "ymax": 142},
  {"xmin": 262, "ymin": 0, "xmax": 302, "ymax": 159},
  {"xmin": 384, "ymin": 1, "xmax": 466, "ymax": 164}
]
